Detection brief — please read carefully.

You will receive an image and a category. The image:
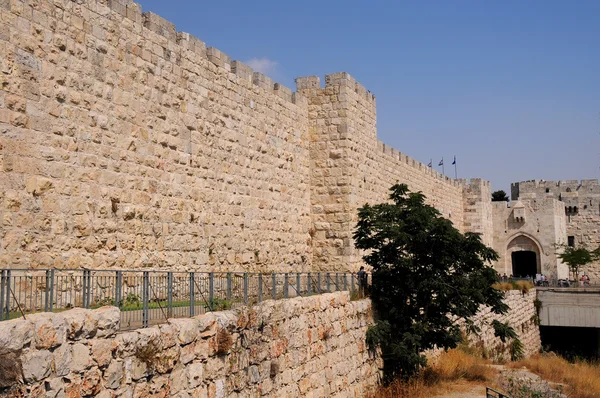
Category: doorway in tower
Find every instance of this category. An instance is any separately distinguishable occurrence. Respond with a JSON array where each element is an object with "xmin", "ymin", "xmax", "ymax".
[{"xmin": 511, "ymin": 251, "xmax": 537, "ymax": 278}]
